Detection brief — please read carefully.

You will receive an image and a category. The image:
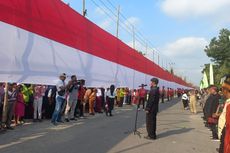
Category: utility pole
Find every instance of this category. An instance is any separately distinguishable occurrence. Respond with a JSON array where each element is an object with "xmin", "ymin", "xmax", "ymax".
[
  {"xmin": 132, "ymin": 26, "xmax": 135, "ymax": 49},
  {"xmin": 152, "ymin": 50, "xmax": 155, "ymax": 62},
  {"xmin": 132, "ymin": 25, "xmax": 136, "ymax": 89},
  {"xmin": 116, "ymin": 5, "xmax": 120, "ymax": 38},
  {"xmin": 158, "ymin": 54, "xmax": 160, "ymax": 66},
  {"xmin": 145, "ymin": 43, "xmax": 148, "ymax": 56},
  {"xmin": 166, "ymin": 61, "xmax": 168, "ymax": 71},
  {"xmin": 145, "ymin": 43, "xmax": 148, "ymax": 84},
  {"xmin": 162, "ymin": 59, "xmax": 164, "ymax": 69},
  {"xmin": 83, "ymin": 0, "xmax": 86, "ymax": 17}
]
